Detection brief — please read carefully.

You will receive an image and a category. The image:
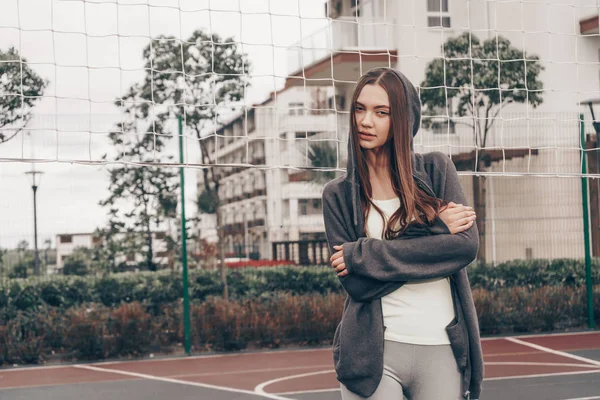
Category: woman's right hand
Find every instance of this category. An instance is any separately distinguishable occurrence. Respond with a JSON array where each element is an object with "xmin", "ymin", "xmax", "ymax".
[{"xmin": 439, "ymin": 202, "xmax": 476, "ymax": 234}]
